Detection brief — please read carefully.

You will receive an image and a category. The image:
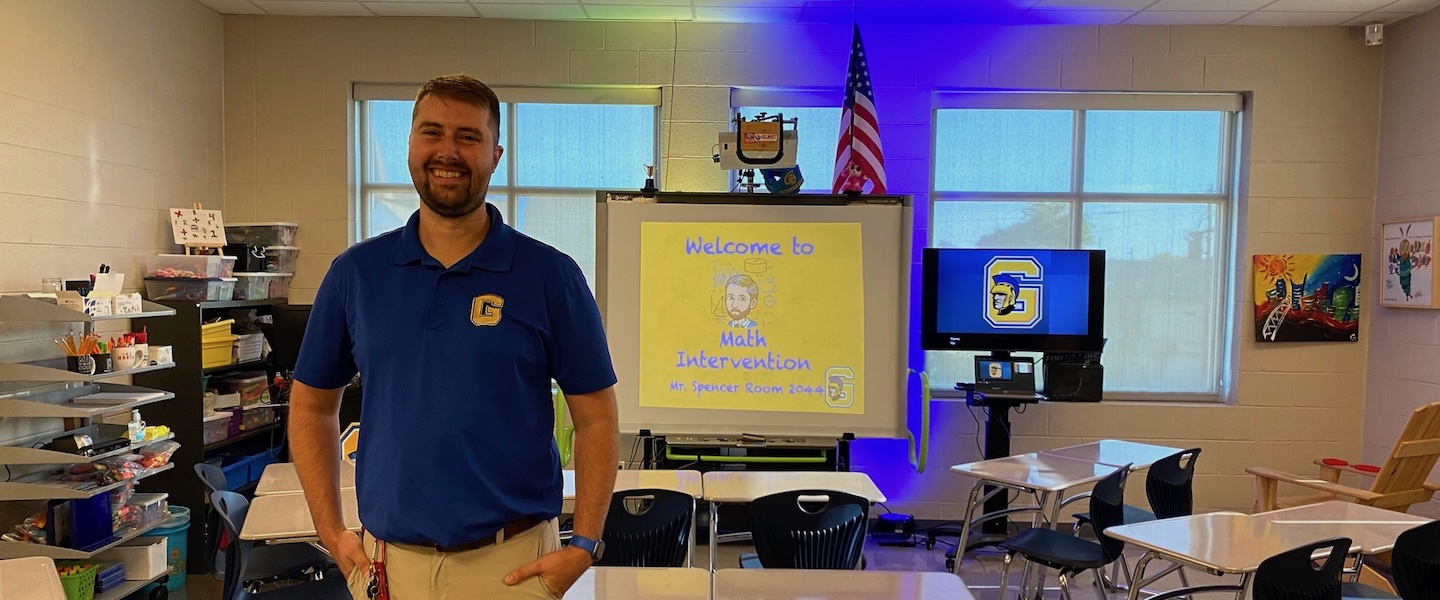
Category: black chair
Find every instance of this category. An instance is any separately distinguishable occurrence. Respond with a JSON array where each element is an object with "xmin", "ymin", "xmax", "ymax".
[
  {"xmin": 1341, "ymin": 519, "xmax": 1440, "ymax": 600},
  {"xmin": 999, "ymin": 464, "xmax": 1131, "ymax": 600},
  {"xmin": 595, "ymin": 488, "xmax": 693, "ymax": 567},
  {"xmin": 747, "ymin": 489, "xmax": 869, "ymax": 570},
  {"xmin": 211, "ymin": 491, "xmax": 346, "ymax": 600},
  {"xmin": 1074, "ymin": 448, "xmax": 1203, "ymax": 590},
  {"xmin": 1252, "ymin": 537, "xmax": 1352, "ymax": 600},
  {"xmin": 196, "ymin": 463, "xmax": 230, "ymax": 576}
]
